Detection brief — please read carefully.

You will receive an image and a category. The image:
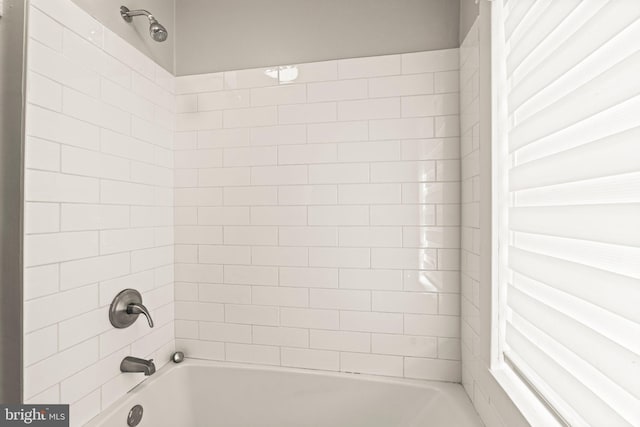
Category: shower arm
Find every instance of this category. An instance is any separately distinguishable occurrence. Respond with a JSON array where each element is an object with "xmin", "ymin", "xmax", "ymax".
[{"xmin": 120, "ymin": 7, "xmax": 157, "ymax": 23}]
